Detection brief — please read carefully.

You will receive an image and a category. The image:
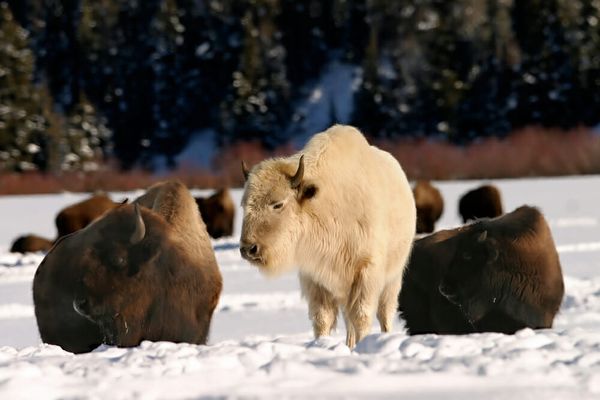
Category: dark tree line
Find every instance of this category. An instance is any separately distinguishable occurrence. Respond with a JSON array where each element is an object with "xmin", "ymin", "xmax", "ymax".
[{"xmin": 1, "ymin": 0, "xmax": 600, "ymax": 172}]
